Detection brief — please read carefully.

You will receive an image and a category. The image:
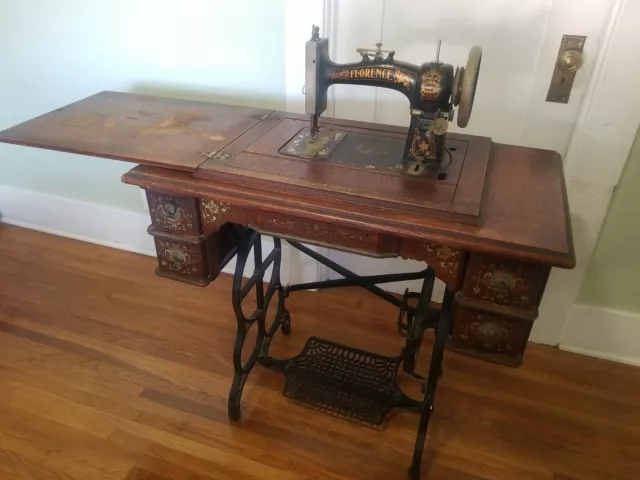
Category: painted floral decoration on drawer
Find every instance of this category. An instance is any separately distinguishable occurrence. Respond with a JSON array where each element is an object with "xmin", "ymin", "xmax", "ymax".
[
  {"xmin": 158, "ymin": 241, "xmax": 198, "ymax": 275},
  {"xmin": 201, "ymin": 199, "xmax": 230, "ymax": 225},
  {"xmin": 149, "ymin": 195, "xmax": 194, "ymax": 232},
  {"xmin": 472, "ymin": 262, "xmax": 533, "ymax": 305},
  {"xmin": 461, "ymin": 313, "xmax": 512, "ymax": 353}
]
